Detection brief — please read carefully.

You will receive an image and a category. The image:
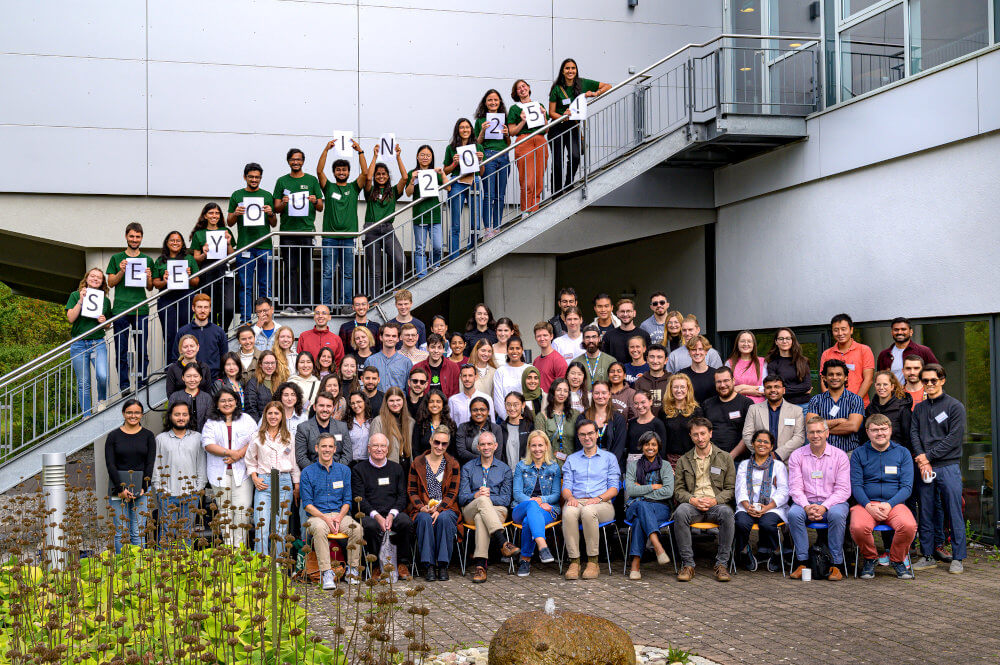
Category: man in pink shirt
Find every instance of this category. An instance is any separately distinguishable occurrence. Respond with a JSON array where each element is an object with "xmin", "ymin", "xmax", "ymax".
[
  {"xmin": 532, "ymin": 321, "xmax": 567, "ymax": 392},
  {"xmin": 787, "ymin": 415, "xmax": 851, "ymax": 580},
  {"xmin": 297, "ymin": 305, "xmax": 345, "ymax": 370}
]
